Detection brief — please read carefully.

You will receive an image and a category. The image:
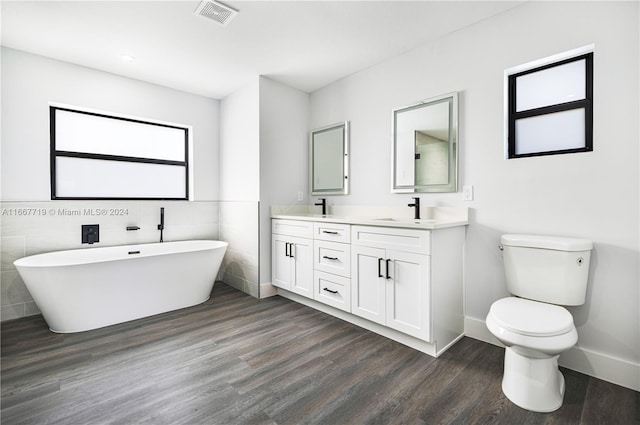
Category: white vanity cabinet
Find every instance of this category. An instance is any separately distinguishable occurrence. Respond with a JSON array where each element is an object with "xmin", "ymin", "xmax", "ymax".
[
  {"xmin": 351, "ymin": 226, "xmax": 431, "ymax": 341},
  {"xmin": 271, "ymin": 215, "xmax": 465, "ymax": 357},
  {"xmin": 271, "ymin": 220, "xmax": 314, "ymax": 298}
]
